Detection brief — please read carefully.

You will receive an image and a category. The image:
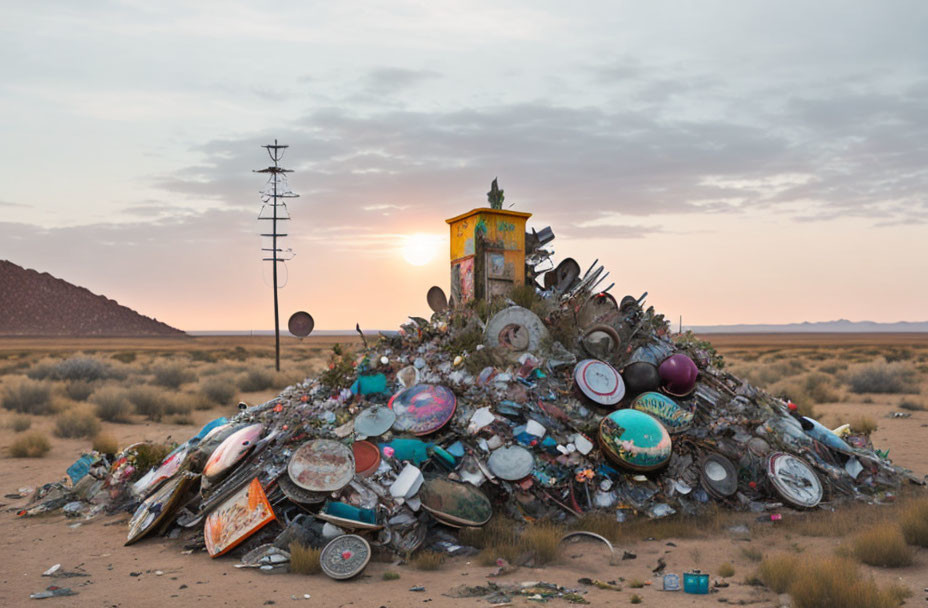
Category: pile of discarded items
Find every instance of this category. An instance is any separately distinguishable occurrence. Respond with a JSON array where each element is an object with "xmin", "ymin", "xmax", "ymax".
[{"xmin": 18, "ymin": 260, "xmax": 921, "ymax": 580}]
